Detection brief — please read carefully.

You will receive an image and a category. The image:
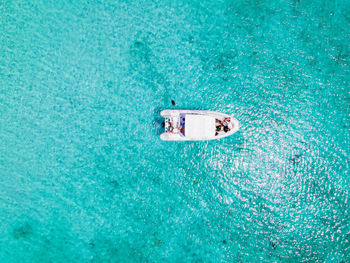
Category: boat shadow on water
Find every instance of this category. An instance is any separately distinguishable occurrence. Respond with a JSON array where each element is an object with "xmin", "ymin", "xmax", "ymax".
[{"xmin": 153, "ymin": 107, "xmax": 165, "ymax": 135}]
